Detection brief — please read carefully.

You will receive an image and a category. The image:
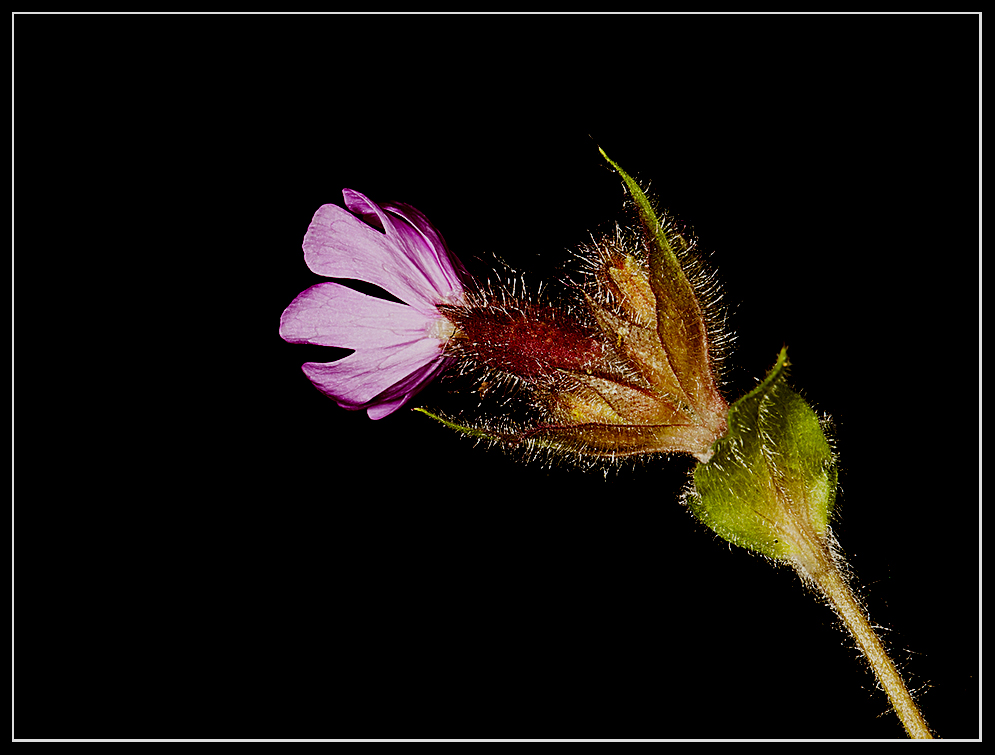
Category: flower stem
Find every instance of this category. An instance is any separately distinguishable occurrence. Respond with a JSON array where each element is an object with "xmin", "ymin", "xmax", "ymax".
[{"xmin": 790, "ymin": 535, "xmax": 933, "ymax": 739}]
